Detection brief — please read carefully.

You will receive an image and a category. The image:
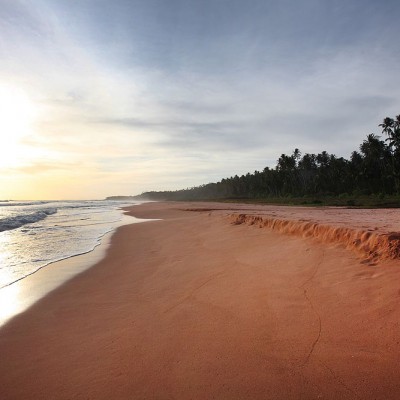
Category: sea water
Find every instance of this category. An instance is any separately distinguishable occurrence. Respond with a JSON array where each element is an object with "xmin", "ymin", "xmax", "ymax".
[{"xmin": 0, "ymin": 199, "xmax": 141, "ymax": 288}]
